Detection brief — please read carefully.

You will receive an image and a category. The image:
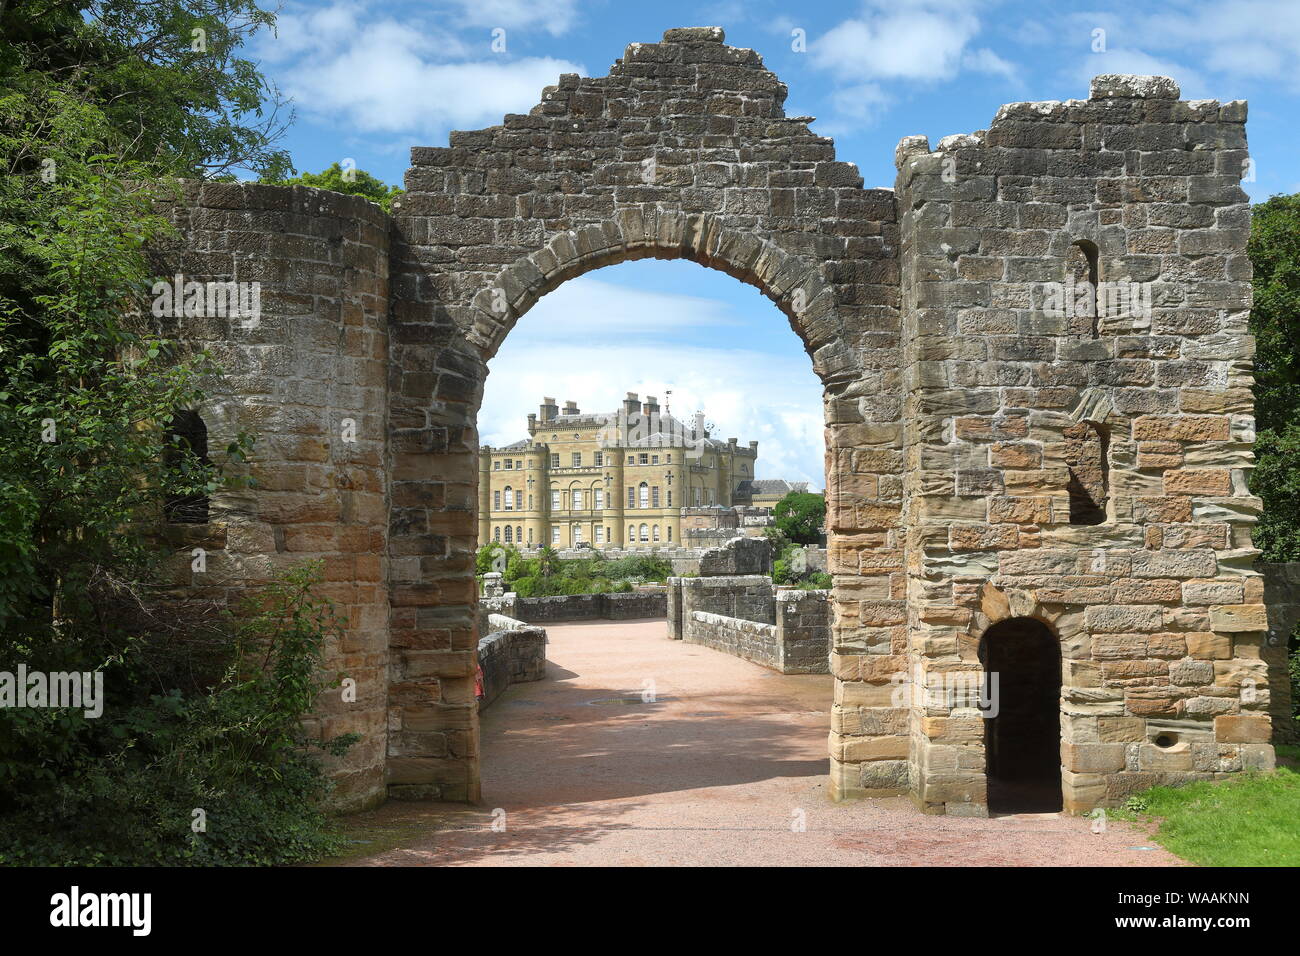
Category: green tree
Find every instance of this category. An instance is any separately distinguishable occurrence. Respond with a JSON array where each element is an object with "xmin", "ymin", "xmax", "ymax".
[
  {"xmin": 260, "ymin": 162, "xmax": 405, "ymax": 212},
  {"xmin": 1, "ymin": 0, "xmax": 292, "ymax": 179},
  {"xmin": 772, "ymin": 491, "xmax": 826, "ymax": 544},
  {"xmin": 0, "ymin": 0, "xmax": 354, "ymax": 864},
  {"xmin": 1249, "ymin": 194, "xmax": 1300, "ymax": 561}
]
